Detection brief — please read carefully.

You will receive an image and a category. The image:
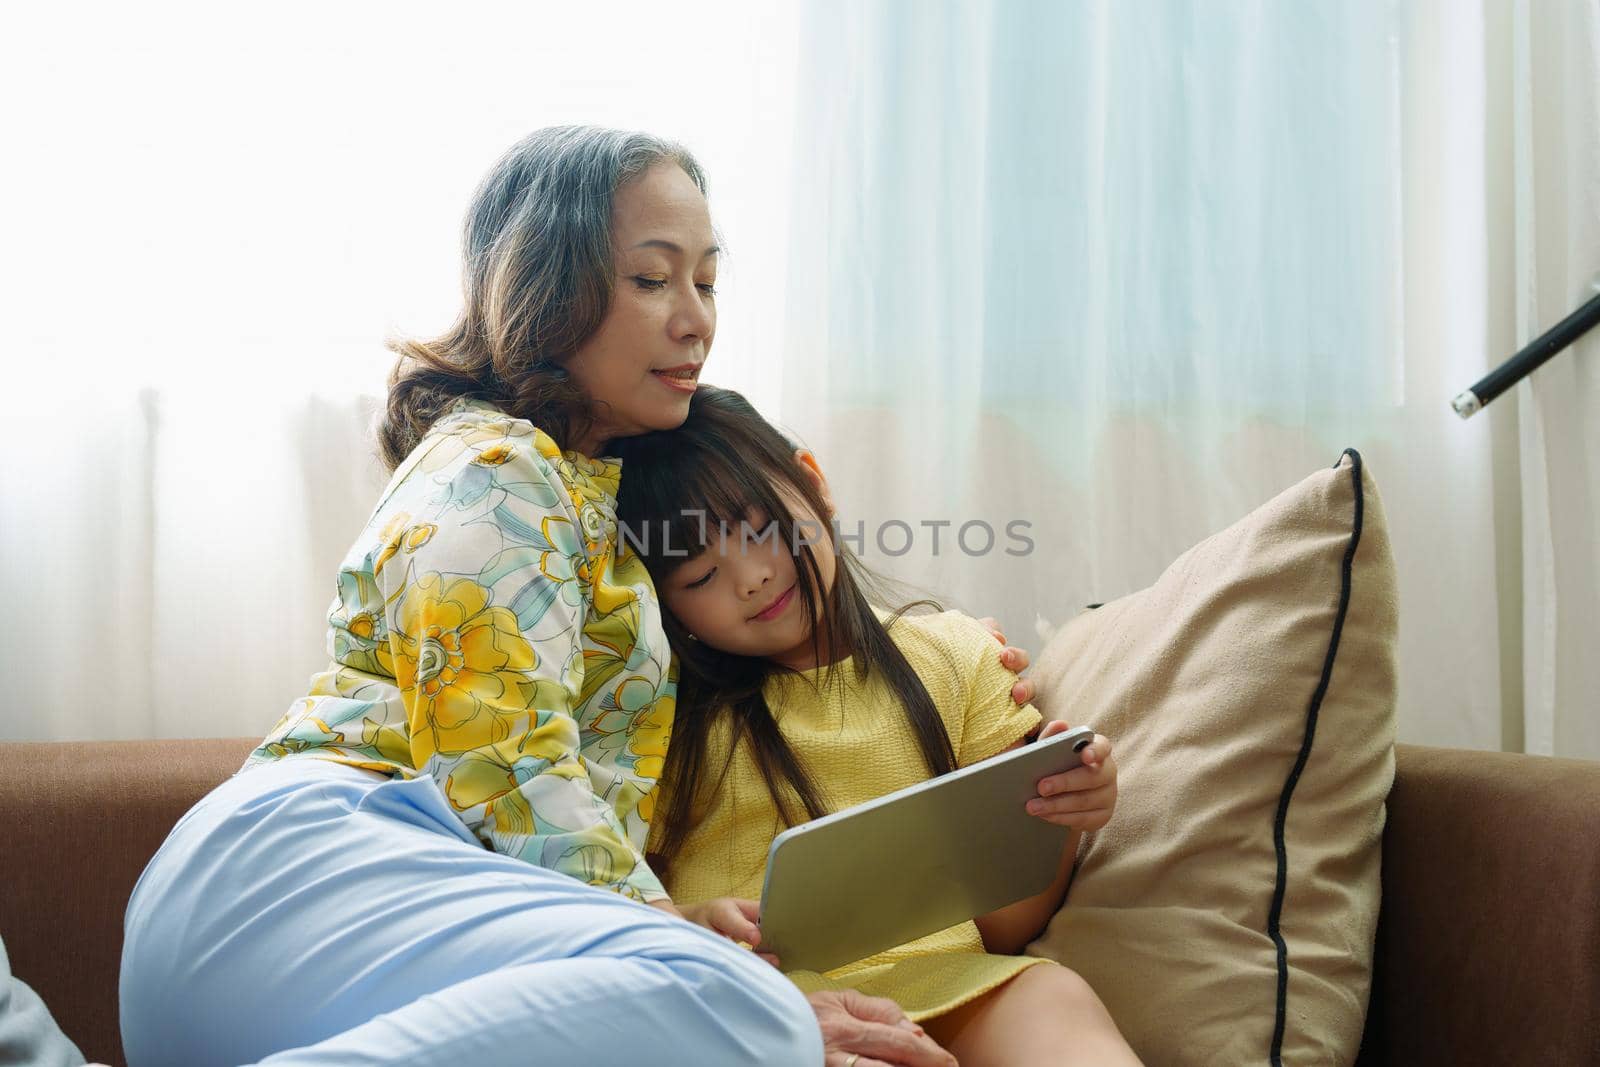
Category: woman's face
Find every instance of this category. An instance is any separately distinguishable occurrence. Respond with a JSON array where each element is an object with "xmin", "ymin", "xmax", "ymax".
[
  {"xmin": 564, "ymin": 161, "xmax": 719, "ymax": 455},
  {"xmin": 661, "ymin": 453, "xmax": 839, "ymax": 671}
]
